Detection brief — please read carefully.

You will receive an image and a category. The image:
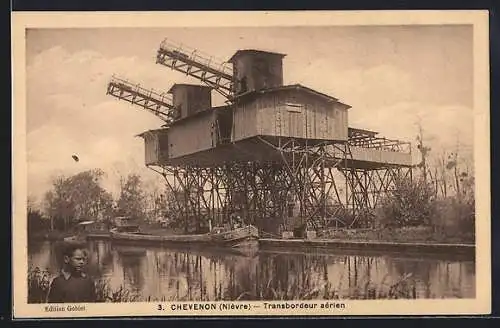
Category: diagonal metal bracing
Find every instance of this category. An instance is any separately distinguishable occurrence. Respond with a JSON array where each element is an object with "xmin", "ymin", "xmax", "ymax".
[
  {"xmin": 337, "ymin": 164, "xmax": 413, "ymax": 228},
  {"xmin": 147, "ymin": 139, "xmax": 412, "ymax": 233},
  {"xmin": 106, "ymin": 76, "xmax": 175, "ymax": 123},
  {"xmin": 256, "ymin": 138, "xmax": 351, "ymax": 230}
]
